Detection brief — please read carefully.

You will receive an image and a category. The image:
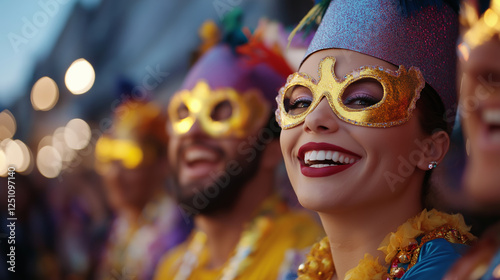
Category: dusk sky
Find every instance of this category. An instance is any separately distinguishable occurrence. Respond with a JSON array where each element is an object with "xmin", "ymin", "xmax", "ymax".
[{"xmin": 0, "ymin": 0, "xmax": 100, "ymax": 107}]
